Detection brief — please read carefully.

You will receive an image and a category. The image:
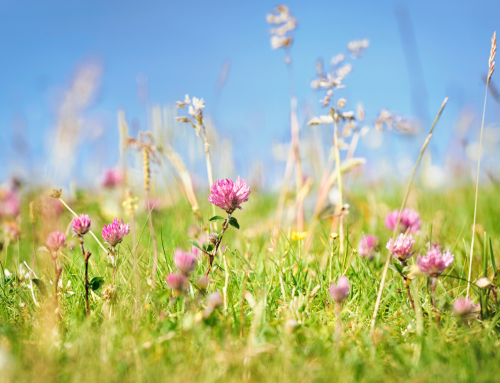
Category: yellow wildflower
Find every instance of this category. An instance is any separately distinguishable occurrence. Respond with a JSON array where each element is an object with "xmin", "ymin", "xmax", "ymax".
[{"xmin": 291, "ymin": 231, "xmax": 307, "ymax": 241}]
